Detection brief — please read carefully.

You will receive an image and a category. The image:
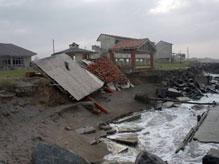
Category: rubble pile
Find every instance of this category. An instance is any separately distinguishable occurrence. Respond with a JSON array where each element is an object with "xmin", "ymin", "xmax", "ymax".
[
  {"xmin": 157, "ymin": 67, "xmax": 218, "ymax": 100},
  {"xmin": 87, "ymin": 57, "xmax": 129, "ymax": 85}
]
